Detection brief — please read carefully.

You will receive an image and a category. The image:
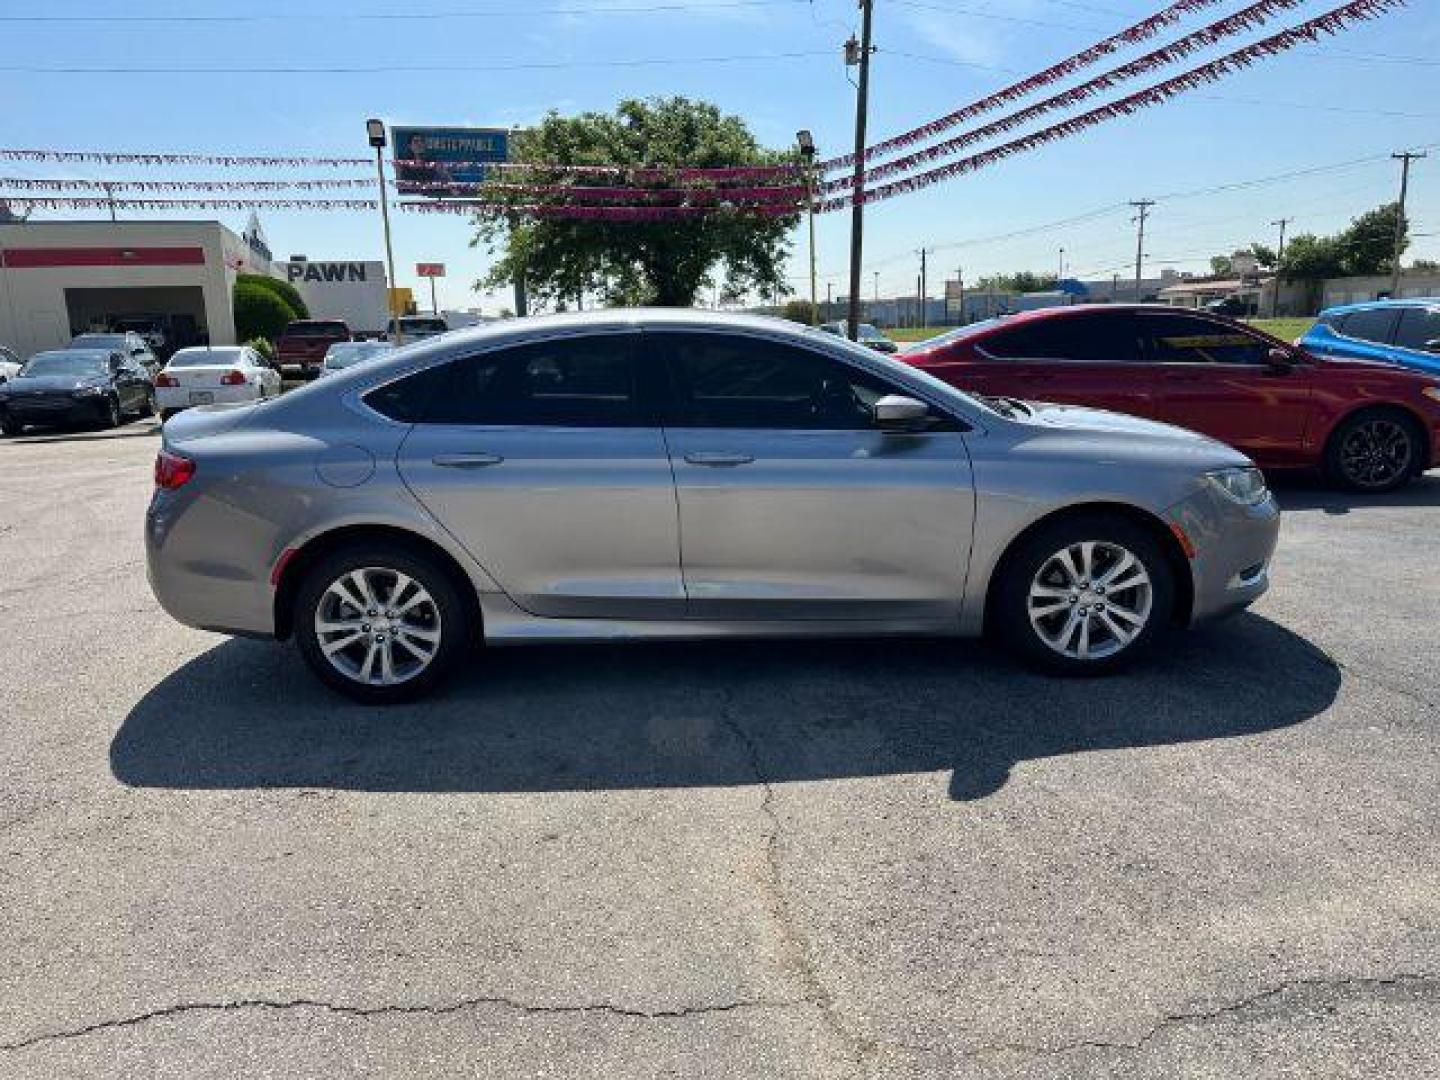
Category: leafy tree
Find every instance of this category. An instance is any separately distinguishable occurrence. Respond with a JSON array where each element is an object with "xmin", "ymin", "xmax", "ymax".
[
  {"xmin": 1209, "ymin": 254, "xmax": 1233, "ymax": 276},
  {"xmin": 1246, "ymin": 243, "xmax": 1278, "ymax": 270},
  {"xmin": 781, "ymin": 298, "xmax": 818, "ymax": 324},
  {"xmin": 973, "ymin": 271, "xmax": 1058, "ymax": 293},
  {"xmin": 1278, "ymin": 203, "xmax": 1408, "ymax": 282},
  {"xmin": 473, "ymin": 97, "xmax": 797, "ymax": 307},
  {"xmin": 233, "ymin": 281, "xmax": 297, "ymax": 342},
  {"xmin": 237, "ymin": 273, "xmax": 309, "ymax": 319},
  {"xmin": 1278, "ymin": 234, "xmax": 1343, "ymax": 282}
]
